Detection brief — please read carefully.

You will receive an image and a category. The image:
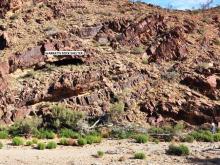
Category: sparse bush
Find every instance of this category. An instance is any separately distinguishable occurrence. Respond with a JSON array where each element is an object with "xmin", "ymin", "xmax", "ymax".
[
  {"xmin": 12, "ymin": 137, "xmax": 24, "ymax": 146},
  {"xmin": 162, "ymin": 71, "xmax": 180, "ymax": 82},
  {"xmin": 26, "ymin": 141, "xmax": 33, "ymax": 146},
  {"xmin": 190, "ymin": 130, "xmax": 214, "ymax": 142},
  {"xmin": 148, "ymin": 127, "xmax": 164, "ymax": 134},
  {"xmin": 149, "ymin": 125, "xmax": 177, "ymax": 134},
  {"xmin": 97, "ymin": 151, "xmax": 104, "ymax": 158},
  {"xmin": 134, "ymin": 134, "xmax": 149, "ymax": 143},
  {"xmin": 131, "ymin": 46, "xmax": 145, "ymax": 54},
  {"xmin": 46, "ymin": 141, "xmax": 57, "ymax": 149},
  {"xmin": 110, "ymin": 102, "xmax": 124, "ymax": 114},
  {"xmin": 10, "ymin": 14, "xmax": 19, "ymax": 20},
  {"xmin": 116, "ymin": 47, "xmax": 129, "ymax": 54},
  {"xmin": 45, "ymin": 64, "xmax": 56, "ymax": 72},
  {"xmin": 10, "ymin": 117, "xmax": 42, "ymax": 136},
  {"xmin": 142, "ymin": 58, "xmax": 148, "ymax": 64},
  {"xmin": 173, "ymin": 123, "xmax": 184, "ymax": 133},
  {"xmin": 50, "ymin": 105, "xmax": 84, "ymax": 130},
  {"xmin": 37, "ymin": 142, "xmax": 46, "ymax": 150},
  {"xmin": 0, "ymin": 131, "xmax": 9, "ymax": 139},
  {"xmin": 153, "ymin": 138, "xmax": 160, "ymax": 144},
  {"xmin": 59, "ymin": 129, "xmax": 80, "ymax": 138},
  {"xmin": 134, "ymin": 152, "xmax": 146, "ymax": 159},
  {"xmin": 32, "ymin": 138, "xmax": 38, "ymax": 144},
  {"xmin": 36, "ymin": 129, "xmax": 55, "ymax": 139},
  {"xmin": 85, "ymin": 135, "xmax": 102, "ymax": 144},
  {"xmin": 213, "ymin": 133, "xmax": 220, "ymax": 142},
  {"xmin": 78, "ymin": 138, "xmax": 87, "ymax": 146},
  {"xmin": 149, "ymin": 124, "xmax": 184, "ymax": 142},
  {"xmin": 213, "ymin": 38, "xmax": 220, "ymax": 45},
  {"xmin": 167, "ymin": 144, "xmax": 190, "ymax": 156},
  {"xmin": 43, "ymin": 26, "xmax": 58, "ymax": 35},
  {"xmin": 0, "ymin": 142, "xmax": 3, "ymax": 149},
  {"xmin": 109, "ymin": 102, "xmax": 125, "ymax": 121},
  {"xmin": 22, "ymin": 70, "xmax": 35, "ymax": 79},
  {"xmin": 111, "ymin": 129, "xmax": 135, "ymax": 139},
  {"xmin": 182, "ymin": 135, "xmax": 194, "ymax": 143},
  {"xmin": 59, "ymin": 138, "xmax": 69, "ymax": 146}
]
